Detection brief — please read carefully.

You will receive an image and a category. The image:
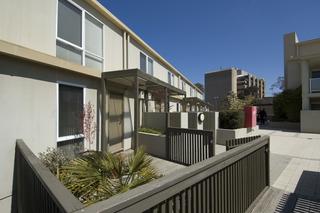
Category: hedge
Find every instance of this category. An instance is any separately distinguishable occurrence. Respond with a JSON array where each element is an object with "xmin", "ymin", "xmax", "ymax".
[{"xmin": 219, "ymin": 110, "xmax": 244, "ymax": 129}]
